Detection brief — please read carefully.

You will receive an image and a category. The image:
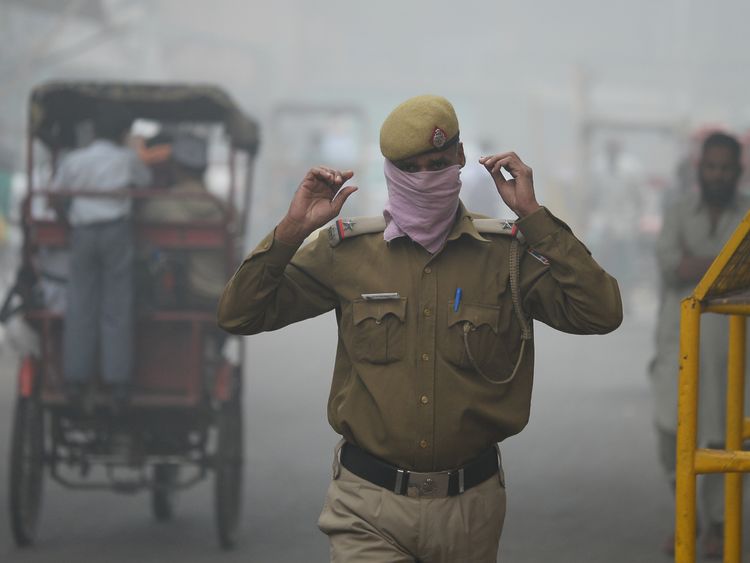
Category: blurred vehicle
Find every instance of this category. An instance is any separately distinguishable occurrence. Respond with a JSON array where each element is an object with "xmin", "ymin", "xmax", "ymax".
[{"xmin": 1, "ymin": 81, "xmax": 260, "ymax": 549}]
